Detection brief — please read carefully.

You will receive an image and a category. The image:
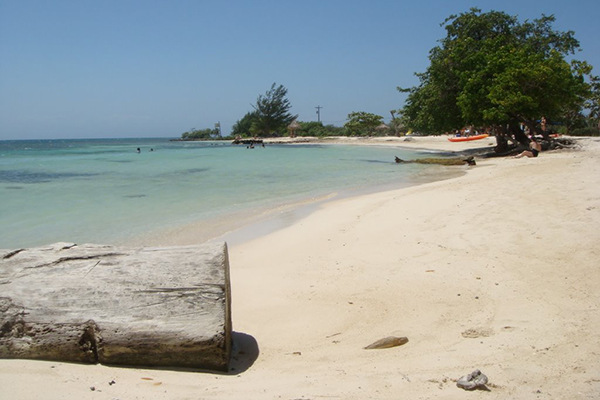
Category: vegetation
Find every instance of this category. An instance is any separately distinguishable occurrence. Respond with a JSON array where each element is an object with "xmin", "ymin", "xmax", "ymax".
[
  {"xmin": 230, "ymin": 111, "xmax": 258, "ymax": 138},
  {"xmin": 181, "ymin": 127, "xmax": 220, "ymax": 140},
  {"xmin": 251, "ymin": 83, "xmax": 297, "ymax": 136},
  {"xmin": 183, "ymin": 10, "xmax": 600, "ymax": 143},
  {"xmin": 231, "ymin": 86, "xmax": 392, "ymax": 139},
  {"xmin": 576, "ymin": 74, "xmax": 600, "ymax": 135},
  {"xmin": 344, "ymin": 111, "xmax": 384, "ymax": 136},
  {"xmin": 231, "ymin": 83, "xmax": 297, "ymax": 137},
  {"xmin": 398, "ymin": 8, "xmax": 598, "ymax": 150},
  {"xmin": 388, "ymin": 109, "xmax": 409, "ymax": 136},
  {"xmin": 294, "ymin": 121, "xmax": 347, "ymax": 137}
]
